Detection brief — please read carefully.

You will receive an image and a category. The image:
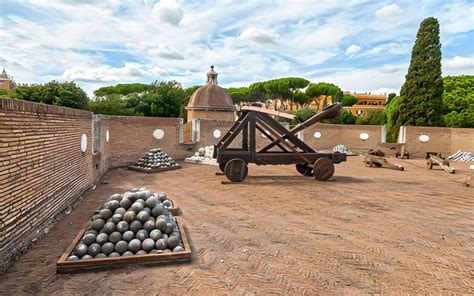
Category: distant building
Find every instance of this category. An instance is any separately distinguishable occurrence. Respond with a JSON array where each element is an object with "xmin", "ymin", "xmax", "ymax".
[
  {"xmin": 0, "ymin": 68, "xmax": 17, "ymax": 90},
  {"xmin": 186, "ymin": 66, "xmax": 235, "ymax": 122},
  {"xmin": 343, "ymin": 92, "xmax": 387, "ymax": 117}
]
